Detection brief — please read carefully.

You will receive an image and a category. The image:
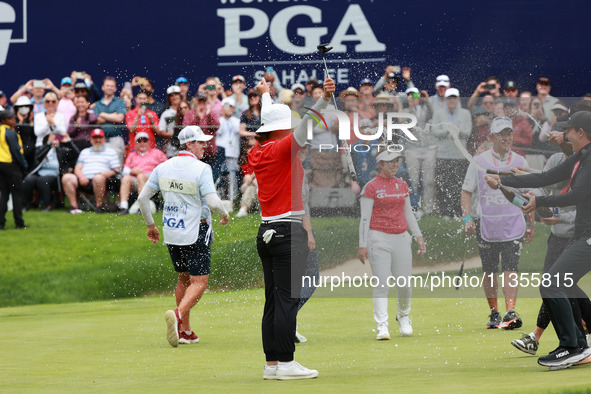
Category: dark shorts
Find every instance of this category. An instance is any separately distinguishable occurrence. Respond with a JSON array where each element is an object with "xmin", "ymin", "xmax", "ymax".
[
  {"xmin": 475, "ymin": 220, "xmax": 522, "ymax": 273},
  {"xmin": 78, "ymin": 180, "xmax": 94, "ymax": 193},
  {"xmin": 167, "ymin": 222, "xmax": 211, "ymax": 276}
]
